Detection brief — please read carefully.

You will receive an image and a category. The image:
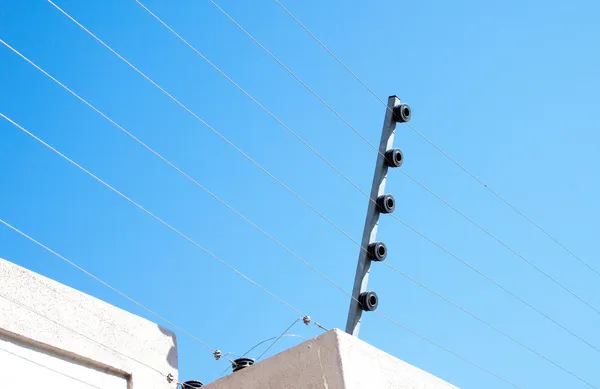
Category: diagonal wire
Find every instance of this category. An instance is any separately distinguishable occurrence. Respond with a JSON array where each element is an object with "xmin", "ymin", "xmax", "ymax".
[
  {"xmin": 387, "ymin": 211, "xmax": 600, "ymax": 354},
  {"xmin": 0, "ymin": 38, "xmax": 350, "ymax": 308},
  {"xmin": 206, "ymin": 0, "xmax": 376, "ymax": 155},
  {"xmin": 180, "ymin": 2, "xmax": 600, "ymax": 379},
  {"xmin": 399, "ymin": 168, "xmax": 600, "ymax": 315},
  {"xmin": 243, "ymin": 334, "xmax": 307, "ymax": 359},
  {"xmin": 0, "ymin": 113, "xmax": 576, "ymax": 389},
  {"xmin": 5, "ymin": 94, "xmax": 596, "ymax": 383},
  {"xmin": 0, "ymin": 112, "xmax": 305, "ymax": 320},
  {"xmin": 129, "ymin": 0, "xmax": 600, "ymax": 355},
  {"xmin": 219, "ymin": 333, "xmax": 307, "ymax": 376},
  {"xmin": 0, "ymin": 346, "xmax": 105, "ymax": 389},
  {"xmin": 8, "ymin": 3, "xmax": 592, "ymax": 384},
  {"xmin": 270, "ymin": 0, "xmax": 381, "ymax": 110},
  {"xmin": 270, "ymin": 0, "xmax": 600, "ymax": 279},
  {"xmin": 256, "ymin": 318, "xmax": 301, "ymax": 361},
  {"xmin": 0, "ymin": 218, "xmax": 236, "ymax": 367},
  {"xmin": 0, "ymin": 292, "xmax": 172, "ymax": 381},
  {"xmin": 34, "ymin": 2, "xmax": 370, "ymax": 267},
  {"xmin": 39, "ymin": 0, "xmax": 600, "ymax": 331},
  {"xmin": 202, "ymin": 0, "xmax": 600, "ymax": 316},
  {"xmin": 0, "ymin": 116, "xmax": 521, "ymax": 388},
  {"xmin": 8, "ymin": 1, "xmax": 600, "ymax": 358},
  {"xmin": 132, "ymin": 0, "xmax": 369, "ymax": 200},
  {"xmin": 381, "ymin": 262, "xmax": 597, "ymax": 388},
  {"xmin": 3, "ymin": 24, "xmax": 598, "ymax": 387},
  {"xmin": 374, "ymin": 311, "xmax": 522, "ymax": 389},
  {"xmin": 0, "ymin": 213, "xmax": 227, "ymax": 359}
]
